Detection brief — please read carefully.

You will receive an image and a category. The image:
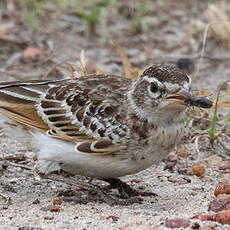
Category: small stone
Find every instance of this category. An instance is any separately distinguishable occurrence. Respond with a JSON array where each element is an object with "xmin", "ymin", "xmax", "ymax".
[
  {"xmin": 192, "ymin": 165, "xmax": 205, "ymax": 177},
  {"xmin": 165, "ymin": 218, "xmax": 190, "ymax": 228},
  {"xmin": 193, "ymin": 210, "xmax": 230, "ymax": 225},
  {"xmin": 206, "ymin": 155, "xmax": 222, "ymax": 166},
  {"xmin": 191, "ymin": 222, "xmax": 200, "ymax": 229},
  {"xmin": 106, "ymin": 215, "xmax": 119, "ymax": 222},
  {"xmin": 168, "ymin": 175, "xmax": 191, "ymax": 184},
  {"xmin": 166, "ymin": 153, "xmax": 178, "ymax": 162},
  {"xmin": 176, "ymin": 148, "xmax": 188, "ymax": 158},
  {"xmin": 49, "ymin": 205, "xmax": 61, "ymax": 212},
  {"xmin": 209, "ymin": 194, "xmax": 230, "ymax": 212},
  {"xmin": 164, "ymin": 162, "xmax": 177, "ymax": 172},
  {"xmin": 32, "ymin": 199, "xmax": 40, "ymax": 205},
  {"xmin": 219, "ymin": 161, "xmax": 230, "ymax": 171},
  {"xmin": 53, "ymin": 197, "xmax": 62, "ymax": 205},
  {"xmin": 215, "ymin": 180, "xmax": 230, "ymax": 197},
  {"xmin": 130, "ymin": 179, "xmax": 142, "ymax": 184},
  {"xmin": 44, "ymin": 216, "xmax": 54, "ymax": 220}
]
